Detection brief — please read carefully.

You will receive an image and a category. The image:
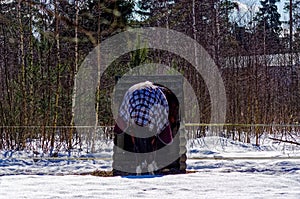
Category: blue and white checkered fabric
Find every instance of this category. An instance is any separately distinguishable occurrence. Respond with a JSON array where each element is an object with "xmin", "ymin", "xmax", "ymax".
[{"xmin": 118, "ymin": 81, "xmax": 169, "ymax": 135}]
